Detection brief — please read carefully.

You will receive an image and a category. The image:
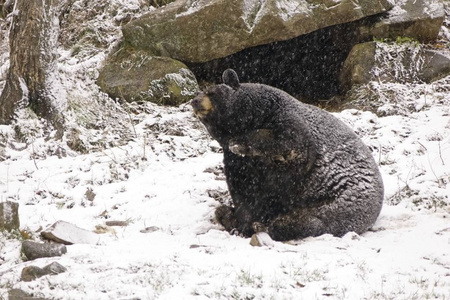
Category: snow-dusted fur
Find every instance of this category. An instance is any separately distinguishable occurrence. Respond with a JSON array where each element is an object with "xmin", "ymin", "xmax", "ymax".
[{"xmin": 193, "ymin": 69, "xmax": 384, "ymax": 240}]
